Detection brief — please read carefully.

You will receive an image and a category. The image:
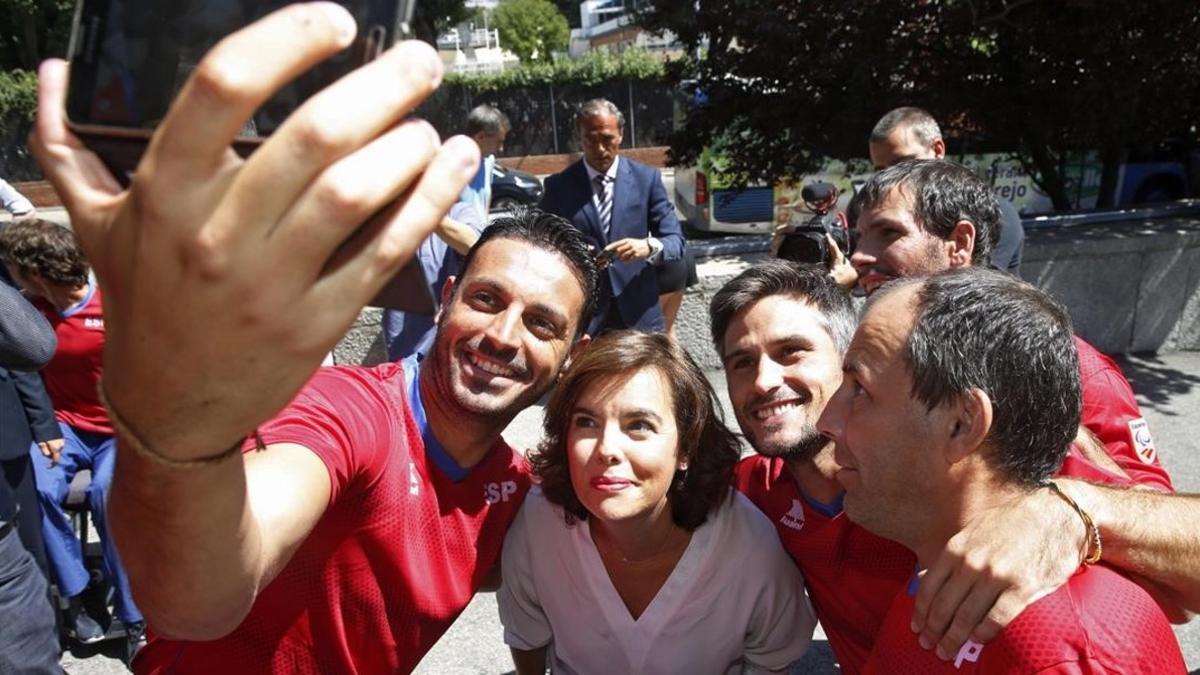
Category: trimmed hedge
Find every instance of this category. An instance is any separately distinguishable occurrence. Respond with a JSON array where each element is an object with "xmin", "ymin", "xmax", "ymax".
[
  {"xmin": 0, "ymin": 69, "xmax": 38, "ymax": 127},
  {"xmin": 446, "ymin": 49, "xmax": 666, "ymax": 91}
]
